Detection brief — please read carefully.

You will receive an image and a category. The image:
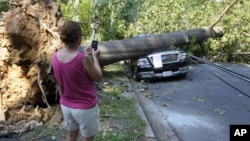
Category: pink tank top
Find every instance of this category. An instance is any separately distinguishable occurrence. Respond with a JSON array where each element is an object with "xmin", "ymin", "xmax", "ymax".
[{"xmin": 52, "ymin": 52, "xmax": 98, "ymax": 109}]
